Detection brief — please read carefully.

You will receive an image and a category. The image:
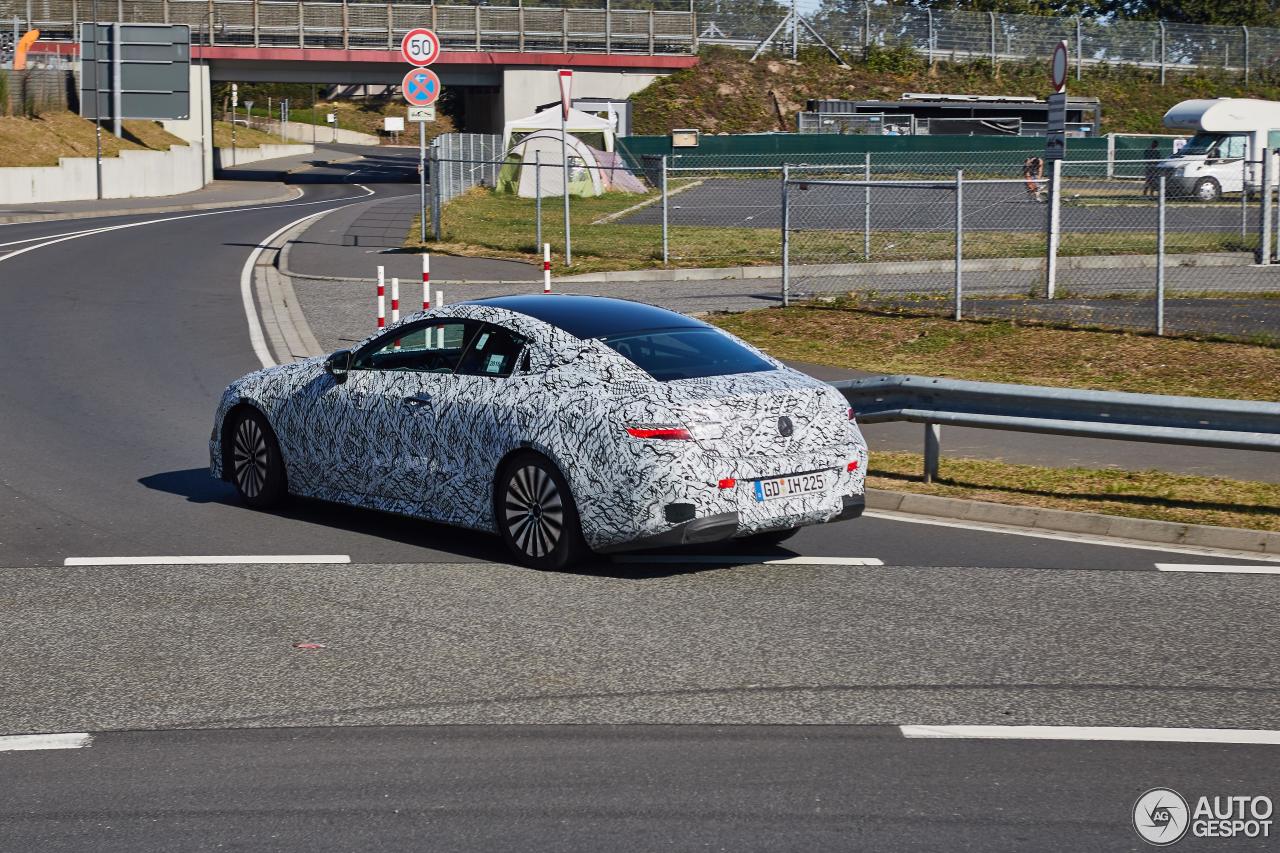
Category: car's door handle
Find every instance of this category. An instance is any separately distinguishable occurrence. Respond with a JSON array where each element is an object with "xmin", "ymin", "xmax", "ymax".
[{"xmin": 403, "ymin": 393, "xmax": 432, "ymax": 408}]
